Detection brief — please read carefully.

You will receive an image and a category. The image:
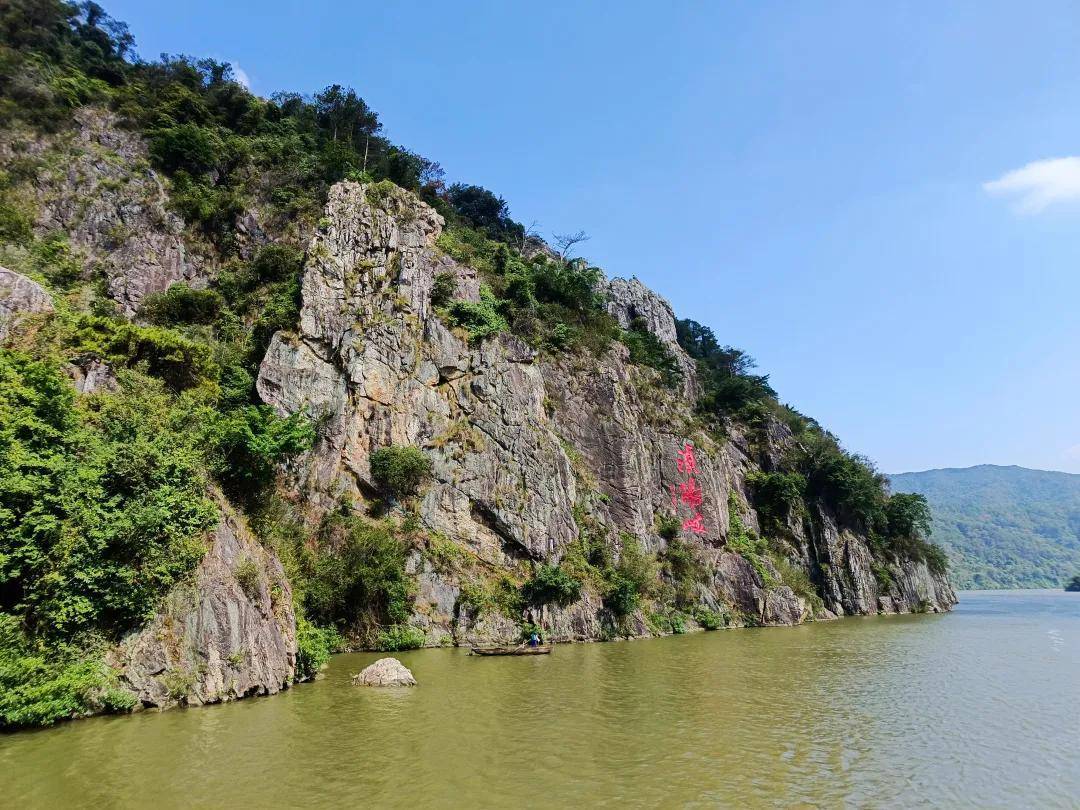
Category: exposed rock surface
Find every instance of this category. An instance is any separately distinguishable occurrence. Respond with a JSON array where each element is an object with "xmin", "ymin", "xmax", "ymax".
[
  {"xmin": 5, "ymin": 108, "xmax": 206, "ymax": 315},
  {"xmin": 0, "ymin": 265, "xmax": 52, "ymax": 339},
  {"xmin": 256, "ymin": 181, "xmax": 956, "ymax": 647},
  {"xmin": 109, "ymin": 498, "xmax": 297, "ymax": 708},
  {"xmin": 353, "ymin": 657, "xmax": 417, "ymax": 687}
]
